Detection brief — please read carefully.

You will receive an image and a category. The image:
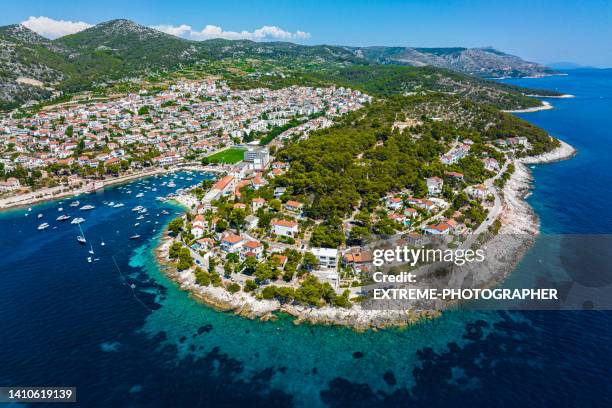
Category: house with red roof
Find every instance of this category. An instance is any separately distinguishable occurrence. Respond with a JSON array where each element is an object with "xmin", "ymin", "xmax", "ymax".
[{"xmin": 271, "ymin": 219, "xmax": 298, "ymax": 237}]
